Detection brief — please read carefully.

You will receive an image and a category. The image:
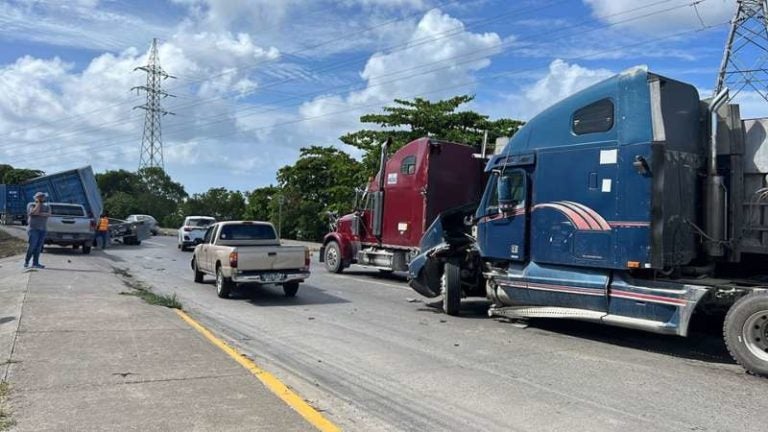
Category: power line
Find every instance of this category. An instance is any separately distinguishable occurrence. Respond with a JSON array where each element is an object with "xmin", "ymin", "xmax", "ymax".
[
  {"xmin": 6, "ymin": 19, "xmax": 728, "ymax": 169},
  {"xmin": 0, "ymin": 0, "xmax": 466, "ymax": 140},
  {"xmin": 1, "ymin": 0, "xmax": 677, "ymax": 151},
  {"xmin": 134, "ymin": 38, "xmax": 175, "ymax": 170},
  {"xmin": 716, "ymin": 0, "xmax": 768, "ymax": 102}
]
